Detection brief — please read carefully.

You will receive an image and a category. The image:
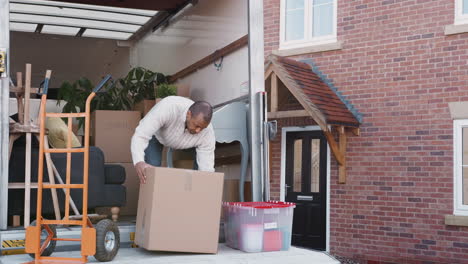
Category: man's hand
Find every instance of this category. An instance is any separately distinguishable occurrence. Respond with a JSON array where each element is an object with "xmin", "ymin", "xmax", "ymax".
[{"xmin": 135, "ymin": 161, "xmax": 152, "ymax": 184}]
